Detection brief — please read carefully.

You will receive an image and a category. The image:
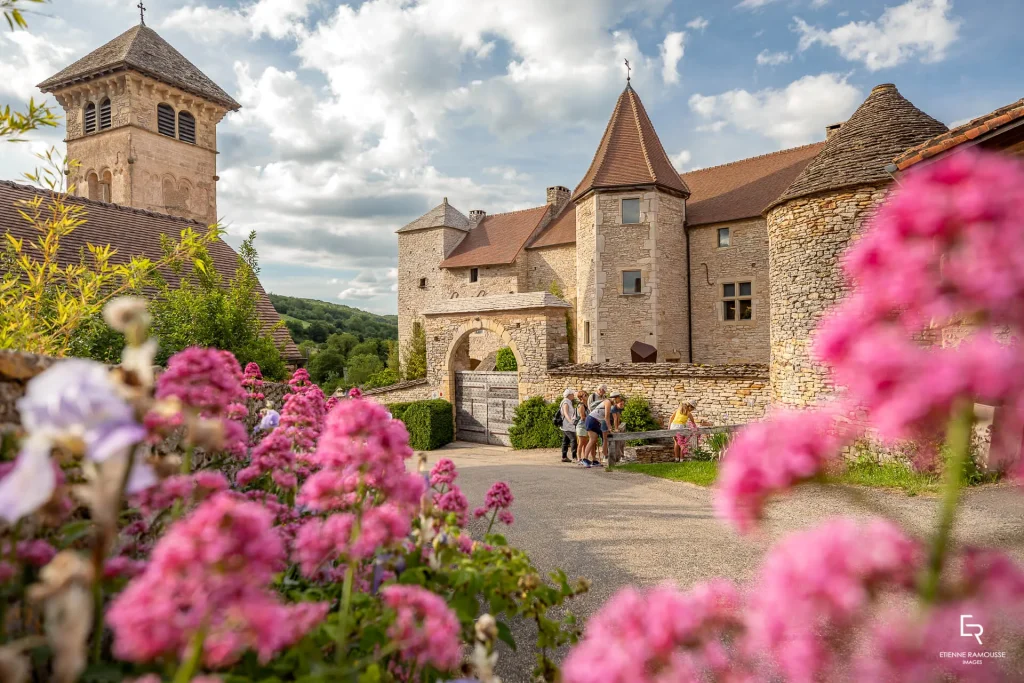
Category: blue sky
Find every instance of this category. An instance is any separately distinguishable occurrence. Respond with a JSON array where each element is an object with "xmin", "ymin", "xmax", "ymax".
[{"xmin": 1, "ymin": 0, "xmax": 1020, "ymax": 314}]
